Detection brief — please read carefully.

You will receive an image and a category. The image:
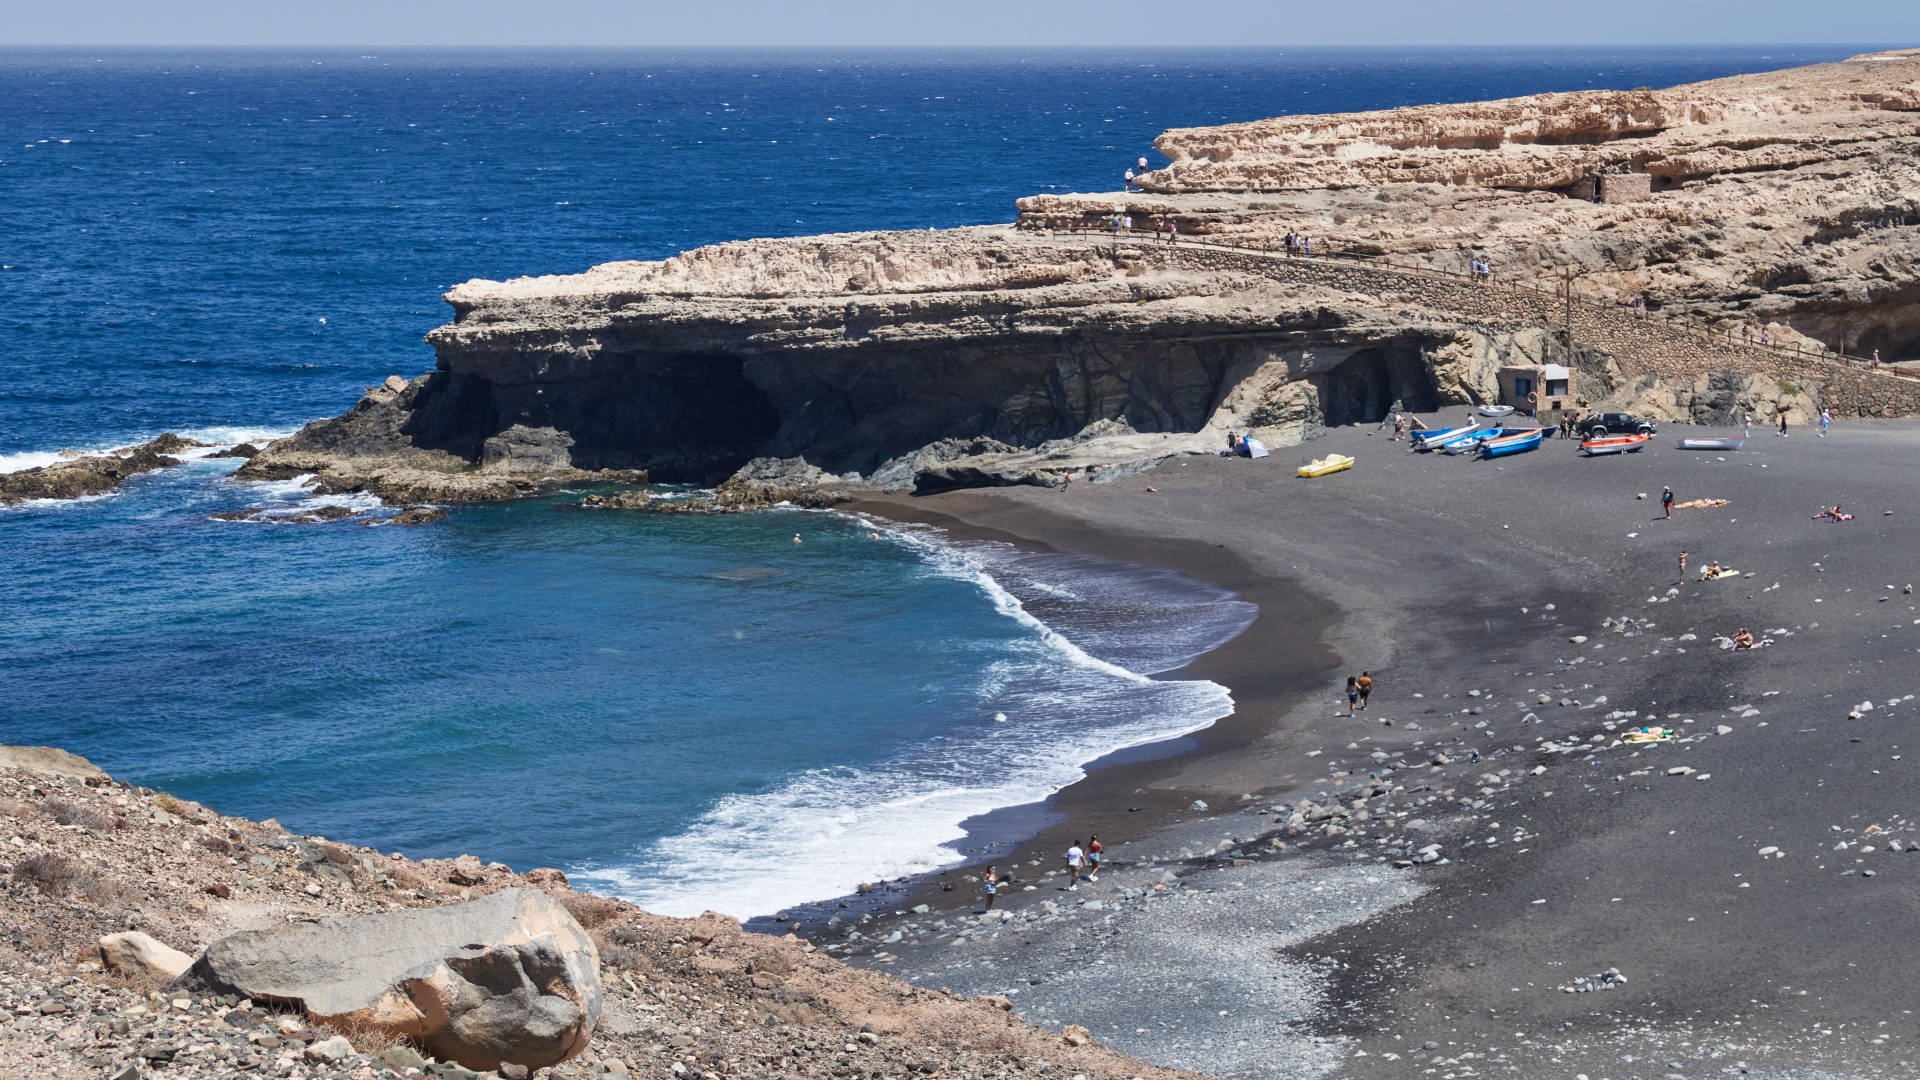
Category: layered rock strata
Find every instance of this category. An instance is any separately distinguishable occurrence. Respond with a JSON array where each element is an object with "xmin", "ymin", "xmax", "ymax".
[{"xmin": 247, "ymin": 51, "xmax": 1920, "ymax": 498}]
